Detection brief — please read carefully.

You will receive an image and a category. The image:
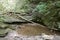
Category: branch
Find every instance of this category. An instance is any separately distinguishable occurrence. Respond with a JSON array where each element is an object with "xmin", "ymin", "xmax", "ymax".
[{"xmin": 15, "ymin": 14, "xmax": 45, "ymax": 27}]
